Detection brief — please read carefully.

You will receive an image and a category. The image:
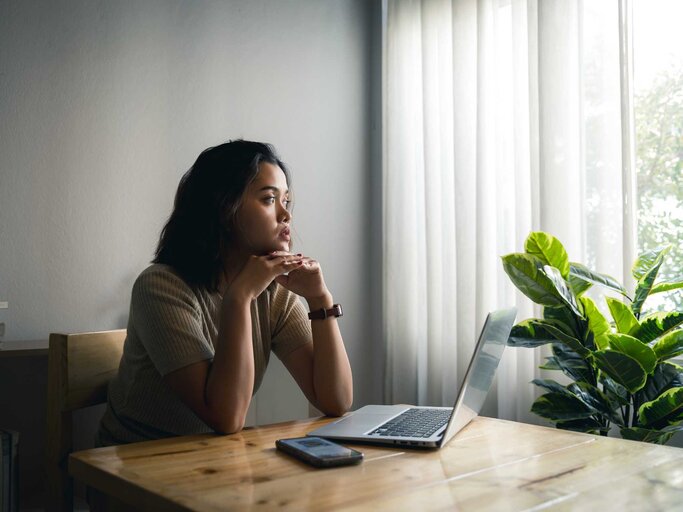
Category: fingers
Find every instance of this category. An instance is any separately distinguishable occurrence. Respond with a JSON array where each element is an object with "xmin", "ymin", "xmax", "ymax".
[
  {"xmin": 267, "ymin": 250, "xmax": 289, "ymax": 259},
  {"xmin": 301, "ymin": 257, "xmax": 318, "ymax": 269},
  {"xmin": 288, "ymin": 256, "xmax": 320, "ymax": 273},
  {"xmin": 266, "ymin": 253, "xmax": 304, "ymax": 271},
  {"xmin": 267, "ymin": 250, "xmax": 301, "ymax": 259},
  {"xmin": 260, "ymin": 251, "xmax": 320, "ymax": 274},
  {"xmin": 282, "ymin": 259, "xmax": 304, "ymax": 269}
]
